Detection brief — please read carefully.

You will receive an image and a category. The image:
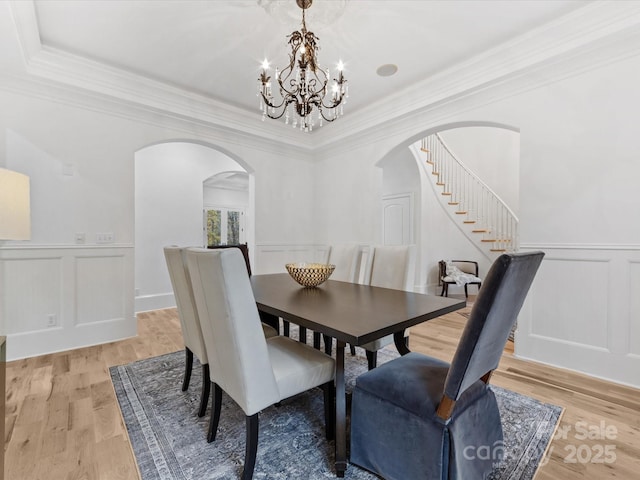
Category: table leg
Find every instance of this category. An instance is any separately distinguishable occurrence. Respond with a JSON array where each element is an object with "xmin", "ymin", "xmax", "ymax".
[
  {"xmin": 393, "ymin": 330, "xmax": 410, "ymax": 356},
  {"xmin": 335, "ymin": 340, "xmax": 347, "ymax": 477}
]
